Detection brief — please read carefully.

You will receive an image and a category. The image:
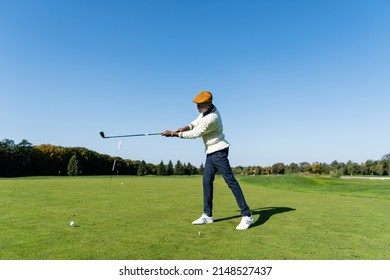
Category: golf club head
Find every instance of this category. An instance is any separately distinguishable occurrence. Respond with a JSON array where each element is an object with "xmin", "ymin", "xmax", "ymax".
[{"xmin": 99, "ymin": 131, "xmax": 106, "ymax": 138}]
